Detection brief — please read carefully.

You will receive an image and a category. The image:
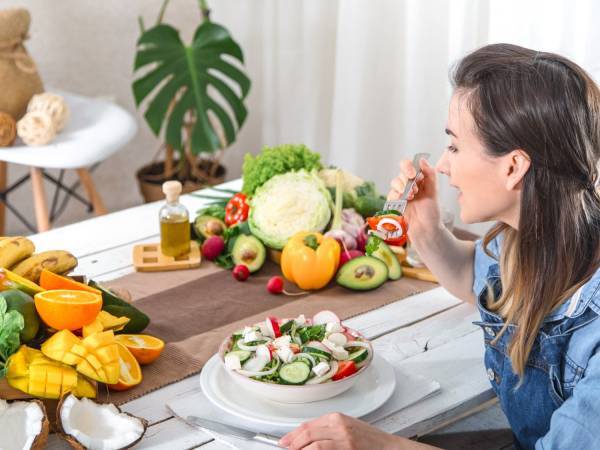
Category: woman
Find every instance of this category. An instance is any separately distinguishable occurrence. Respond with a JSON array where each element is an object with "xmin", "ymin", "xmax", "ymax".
[{"xmin": 279, "ymin": 43, "xmax": 600, "ymax": 450}]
